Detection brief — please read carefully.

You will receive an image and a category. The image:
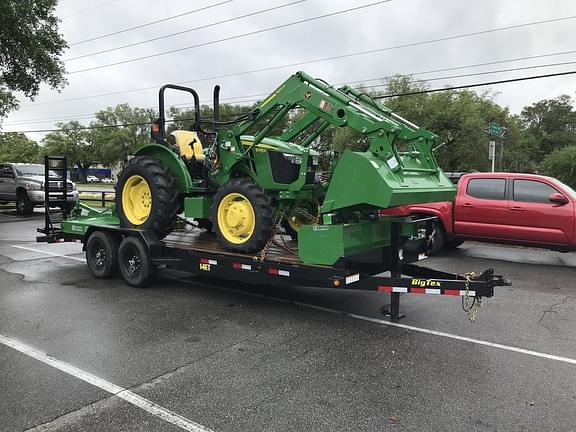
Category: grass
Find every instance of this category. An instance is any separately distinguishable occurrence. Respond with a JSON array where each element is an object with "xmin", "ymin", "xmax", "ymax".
[{"xmin": 77, "ymin": 183, "xmax": 115, "ymax": 191}]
